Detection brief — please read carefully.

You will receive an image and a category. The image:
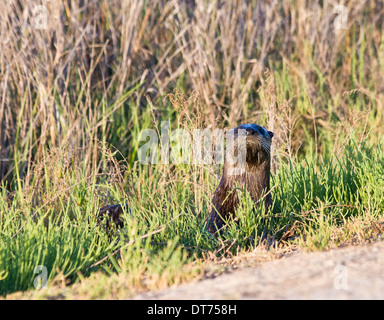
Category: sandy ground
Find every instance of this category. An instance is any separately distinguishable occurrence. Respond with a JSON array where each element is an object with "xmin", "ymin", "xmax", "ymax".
[{"xmin": 132, "ymin": 240, "xmax": 384, "ymax": 299}]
